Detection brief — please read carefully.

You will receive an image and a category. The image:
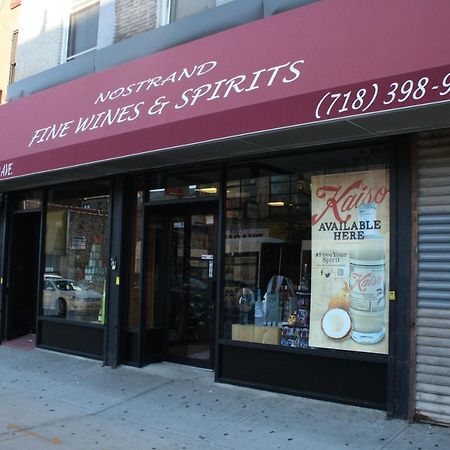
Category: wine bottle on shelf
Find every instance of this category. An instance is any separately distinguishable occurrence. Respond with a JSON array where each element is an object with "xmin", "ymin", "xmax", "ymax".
[
  {"xmin": 300, "ymin": 263, "xmax": 310, "ymax": 293},
  {"xmin": 254, "ymin": 289, "xmax": 265, "ymax": 326}
]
